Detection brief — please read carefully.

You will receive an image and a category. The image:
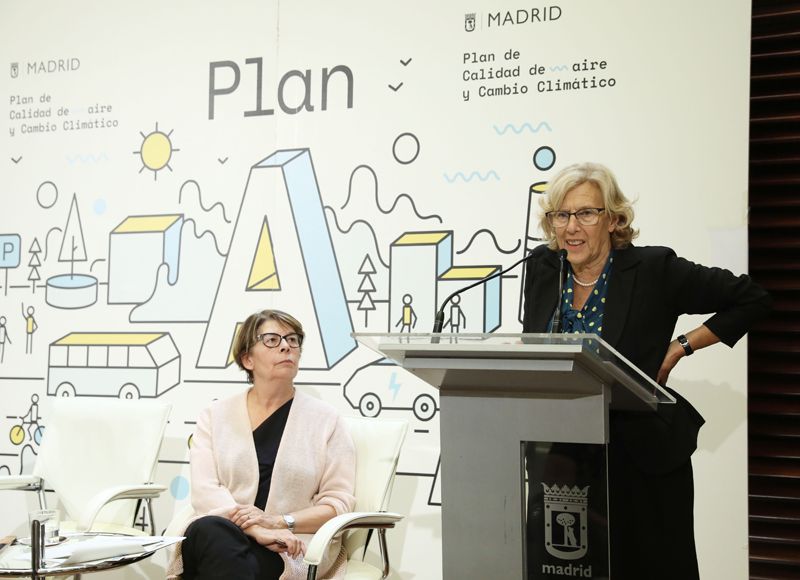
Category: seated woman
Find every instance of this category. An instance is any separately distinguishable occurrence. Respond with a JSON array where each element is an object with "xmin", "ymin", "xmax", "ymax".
[{"xmin": 168, "ymin": 310, "xmax": 356, "ymax": 580}]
